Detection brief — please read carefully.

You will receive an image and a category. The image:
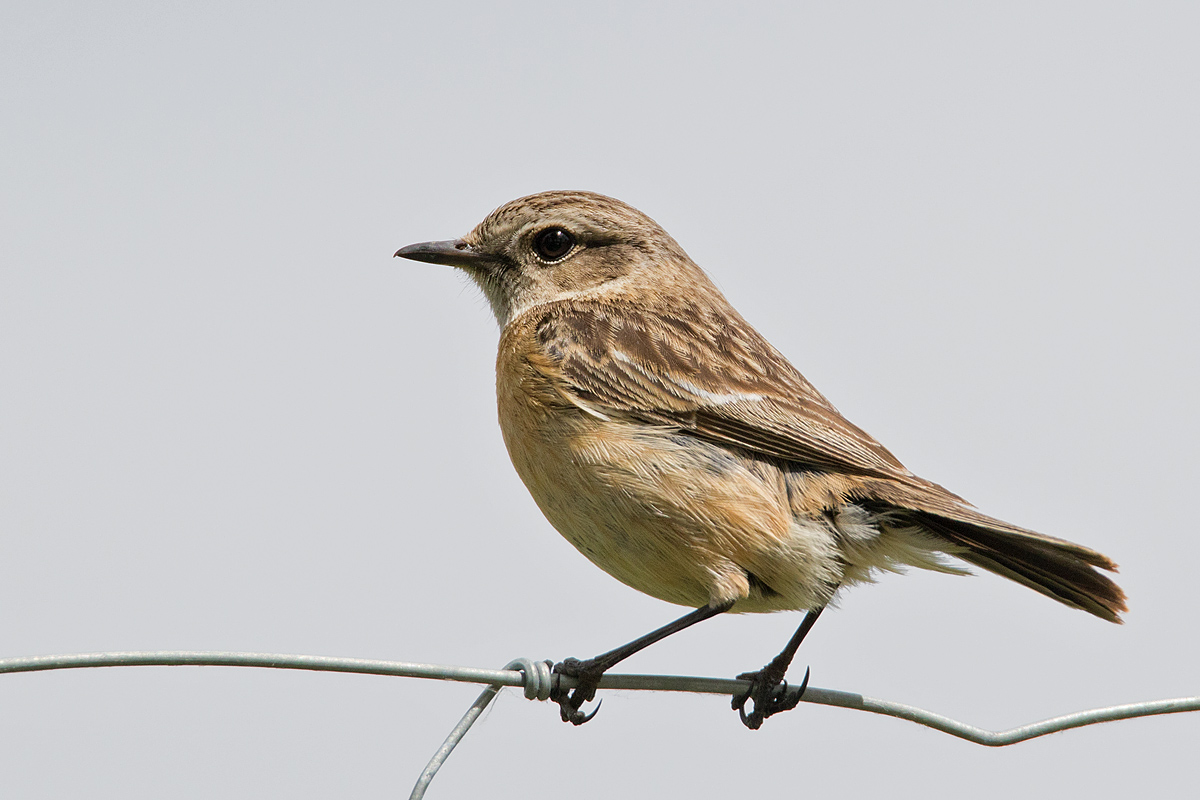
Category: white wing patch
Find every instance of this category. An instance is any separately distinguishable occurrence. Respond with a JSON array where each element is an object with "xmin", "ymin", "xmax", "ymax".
[{"xmin": 611, "ymin": 349, "xmax": 763, "ymax": 406}]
